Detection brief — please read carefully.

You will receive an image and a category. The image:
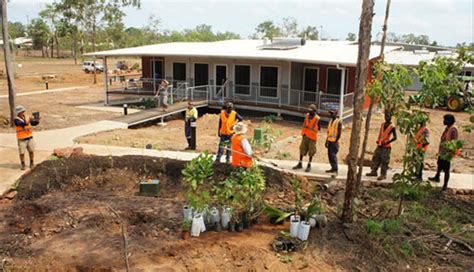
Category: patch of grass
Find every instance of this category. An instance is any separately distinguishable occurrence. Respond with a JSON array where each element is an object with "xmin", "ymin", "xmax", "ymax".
[
  {"xmin": 383, "ymin": 218, "xmax": 402, "ymax": 234},
  {"xmin": 382, "ymin": 236, "xmax": 395, "ymax": 256},
  {"xmin": 406, "ymin": 202, "xmax": 426, "ymax": 221},
  {"xmin": 425, "ymin": 215, "xmax": 442, "ymax": 231},
  {"xmin": 364, "ymin": 219, "xmax": 383, "ymax": 235},
  {"xmin": 400, "ymin": 242, "xmax": 413, "ymax": 258}
]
